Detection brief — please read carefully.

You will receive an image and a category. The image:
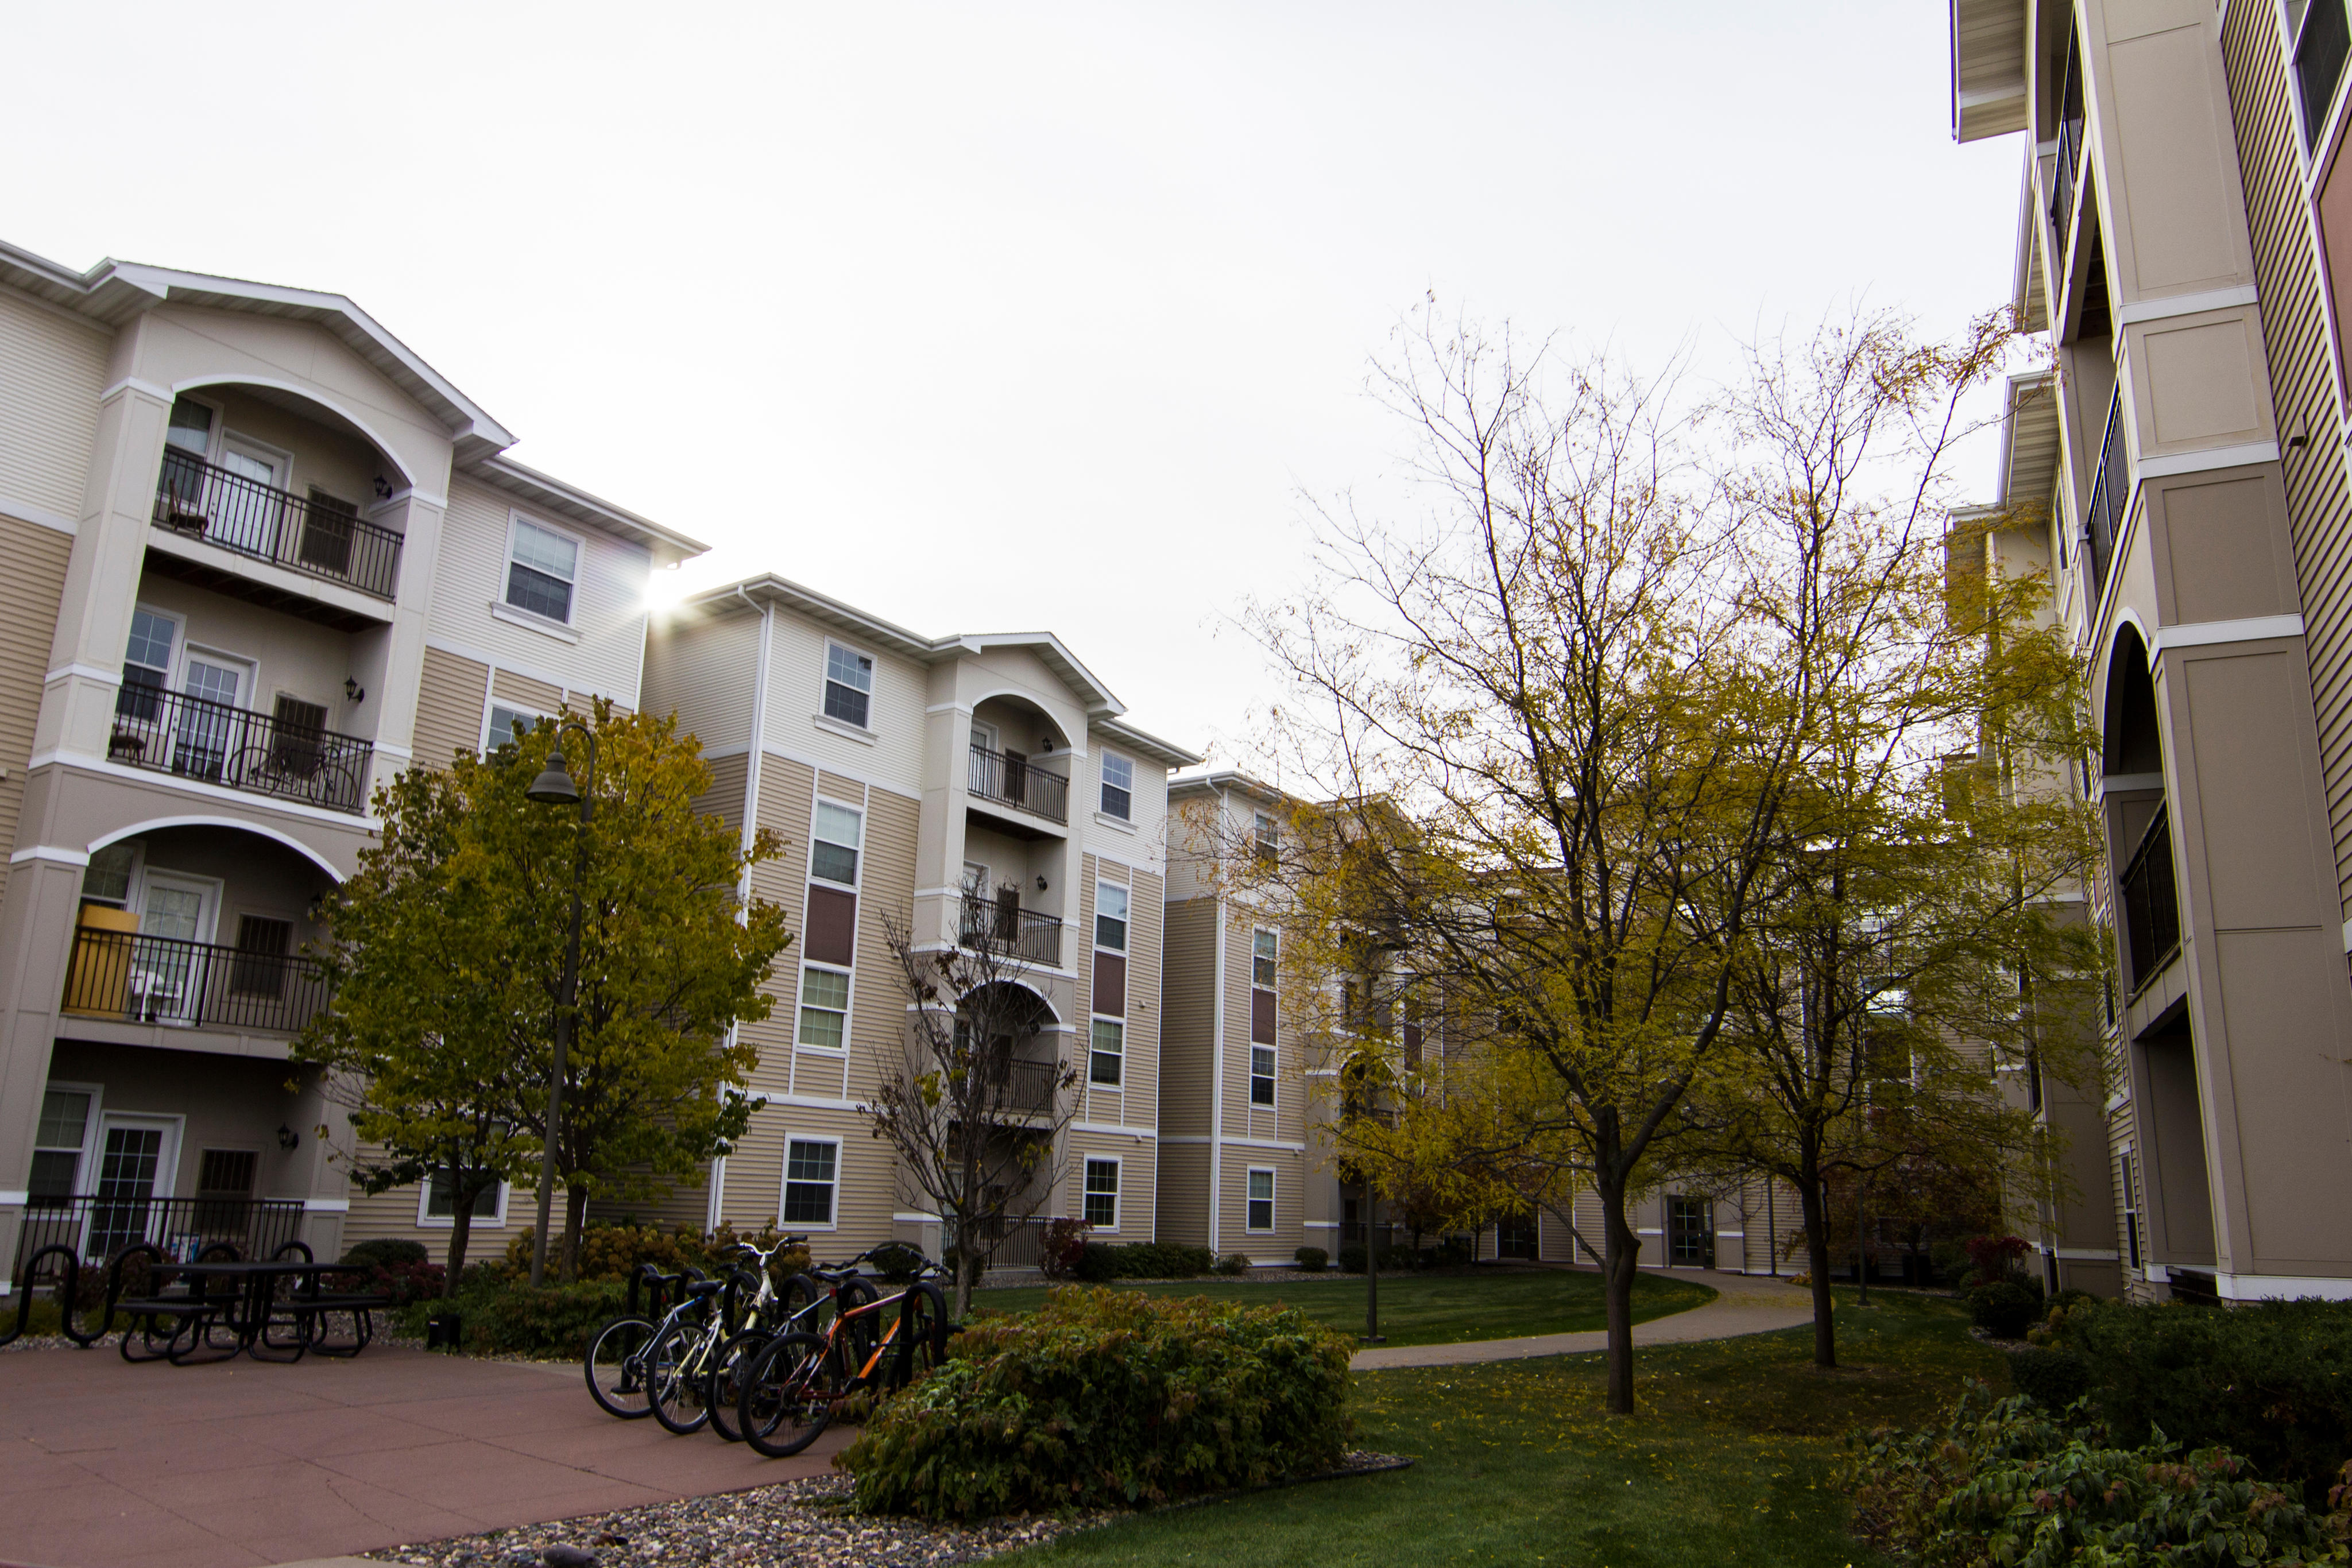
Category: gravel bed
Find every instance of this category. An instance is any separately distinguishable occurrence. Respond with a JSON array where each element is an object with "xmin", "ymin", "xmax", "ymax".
[{"xmin": 365, "ymin": 1453, "xmax": 1411, "ymax": 1568}]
